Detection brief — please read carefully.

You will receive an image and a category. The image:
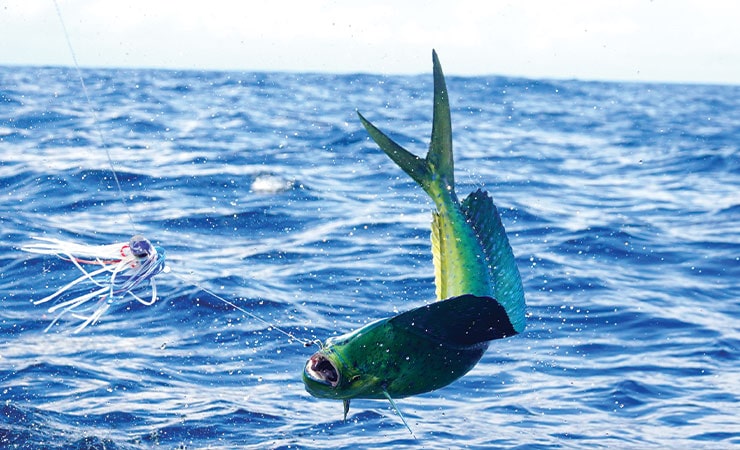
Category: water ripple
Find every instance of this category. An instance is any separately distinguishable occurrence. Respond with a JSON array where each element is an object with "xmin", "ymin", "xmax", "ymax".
[{"xmin": 0, "ymin": 65, "xmax": 738, "ymax": 448}]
